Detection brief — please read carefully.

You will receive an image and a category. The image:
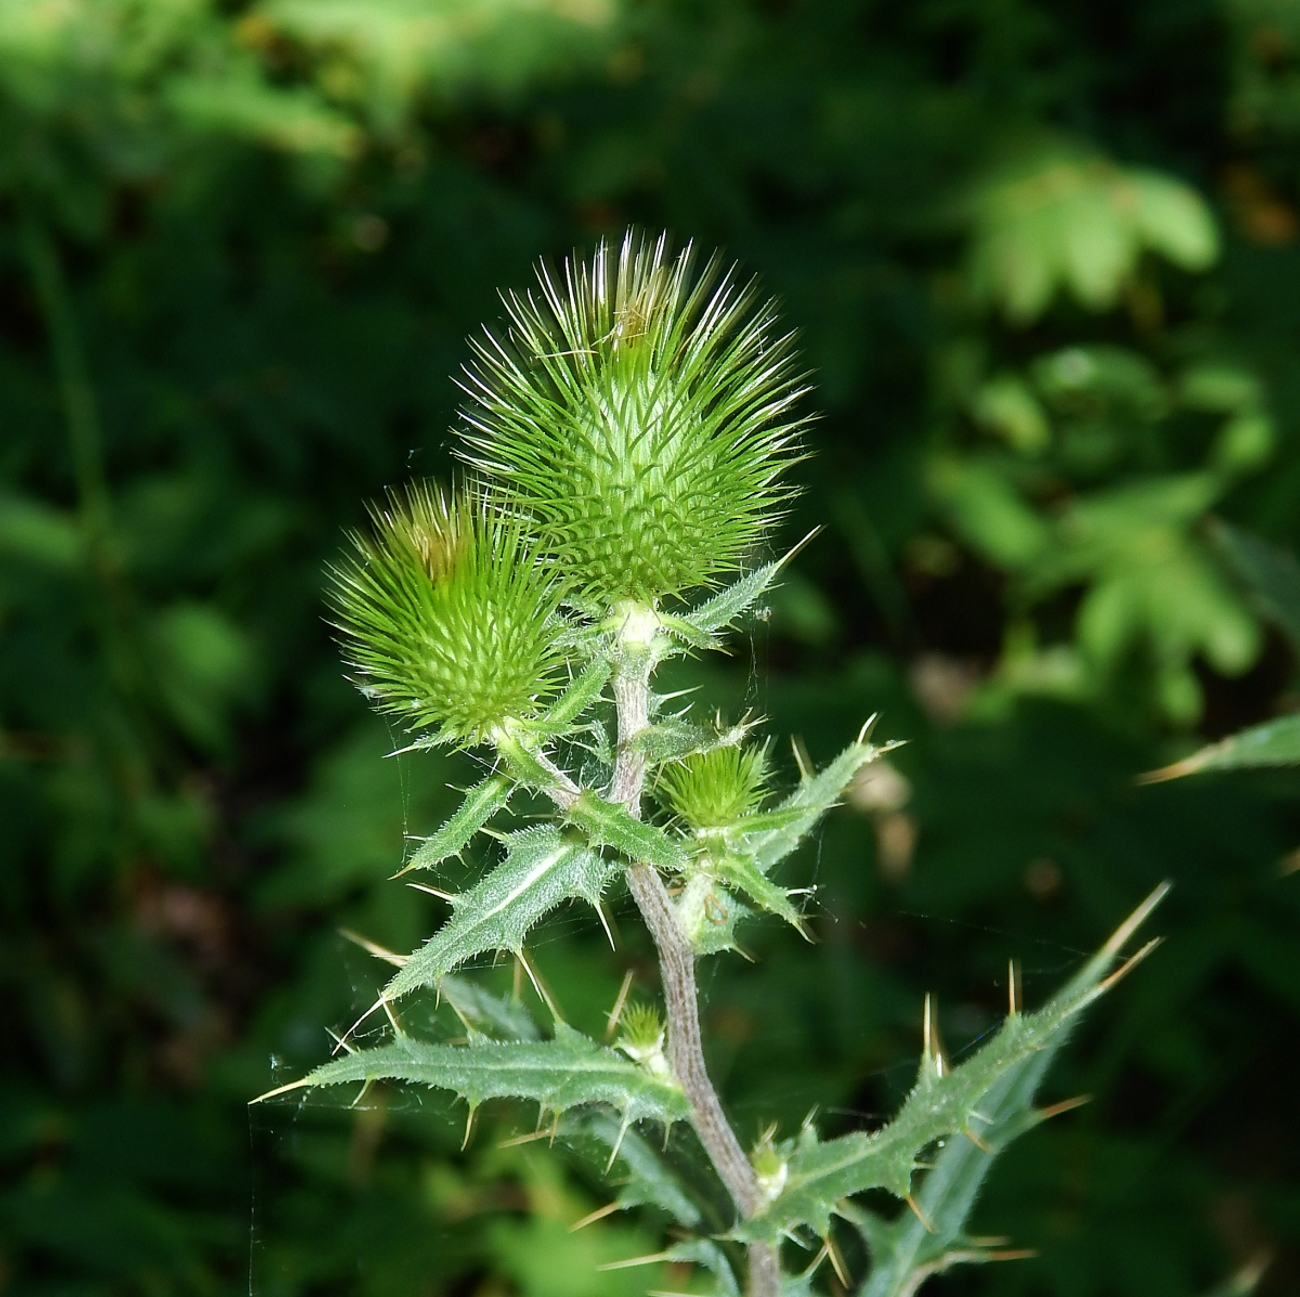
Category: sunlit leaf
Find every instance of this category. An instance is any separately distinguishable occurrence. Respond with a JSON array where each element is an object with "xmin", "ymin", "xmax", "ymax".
[
  {"xmin": 384, "ymin": 827, "xmax": 620, "ymax": 998},
  {"xmin": 268, "ymin": 1021, "xmax": 689, "ymax": 1126},
  {"xmin": 736, "ymin": 887, "xmax": 1167, "ymax": 1245}
]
